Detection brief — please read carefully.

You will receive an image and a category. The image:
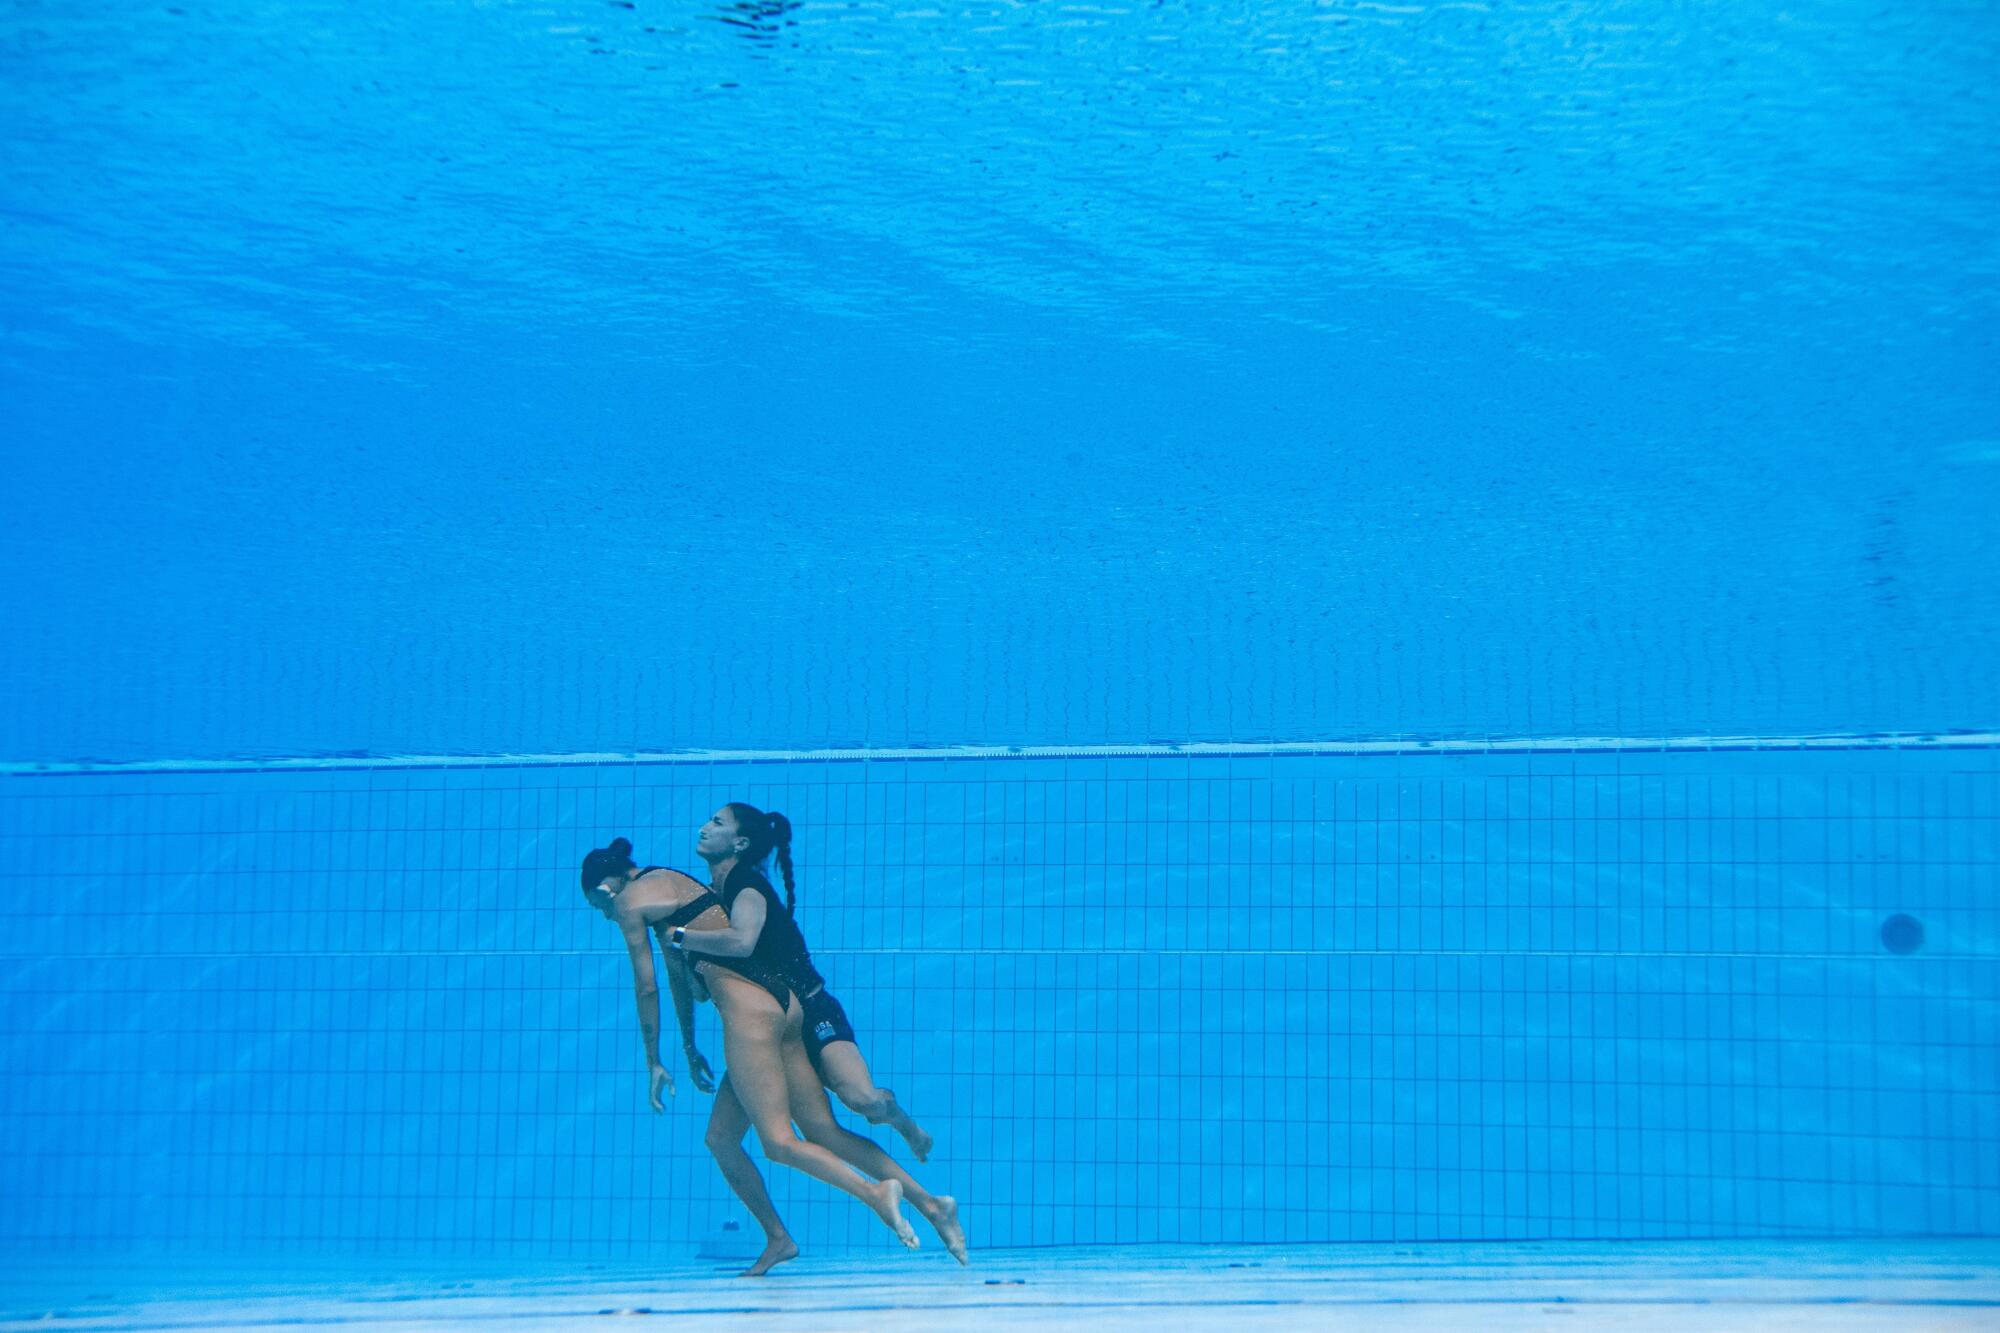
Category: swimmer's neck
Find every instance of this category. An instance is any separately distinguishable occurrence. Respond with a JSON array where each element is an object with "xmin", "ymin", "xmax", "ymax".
[{"xmin": 704, "ymin": 853, "xmax": 740, "ymax": 889}]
